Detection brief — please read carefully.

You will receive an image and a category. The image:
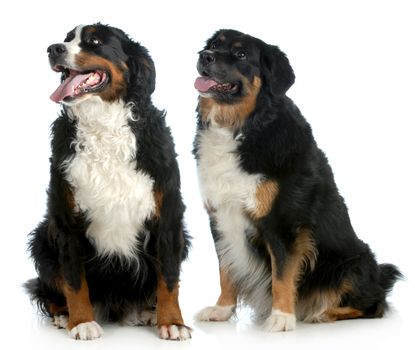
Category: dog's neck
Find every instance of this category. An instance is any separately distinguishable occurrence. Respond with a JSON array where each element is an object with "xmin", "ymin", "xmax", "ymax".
[
  {"xmin": 198, "ymin": 76, "xmax": 262, "ymax": 128},
  {"xmin": 66, "ymin": 96, "xmax": 135, "ymax": 128}
]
